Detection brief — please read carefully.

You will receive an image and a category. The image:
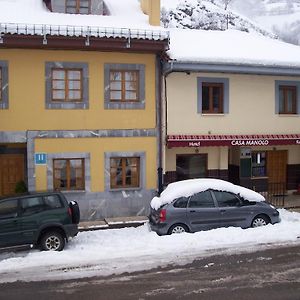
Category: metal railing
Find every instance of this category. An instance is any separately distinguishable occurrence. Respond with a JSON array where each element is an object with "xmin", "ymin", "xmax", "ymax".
[
  {"xmin": 0, "ymin": 22, "xmax": 169, "ymax": 41},
  {"xmin": 260, "ymin": 182, "xmax": 286, "ymax": 207}
]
